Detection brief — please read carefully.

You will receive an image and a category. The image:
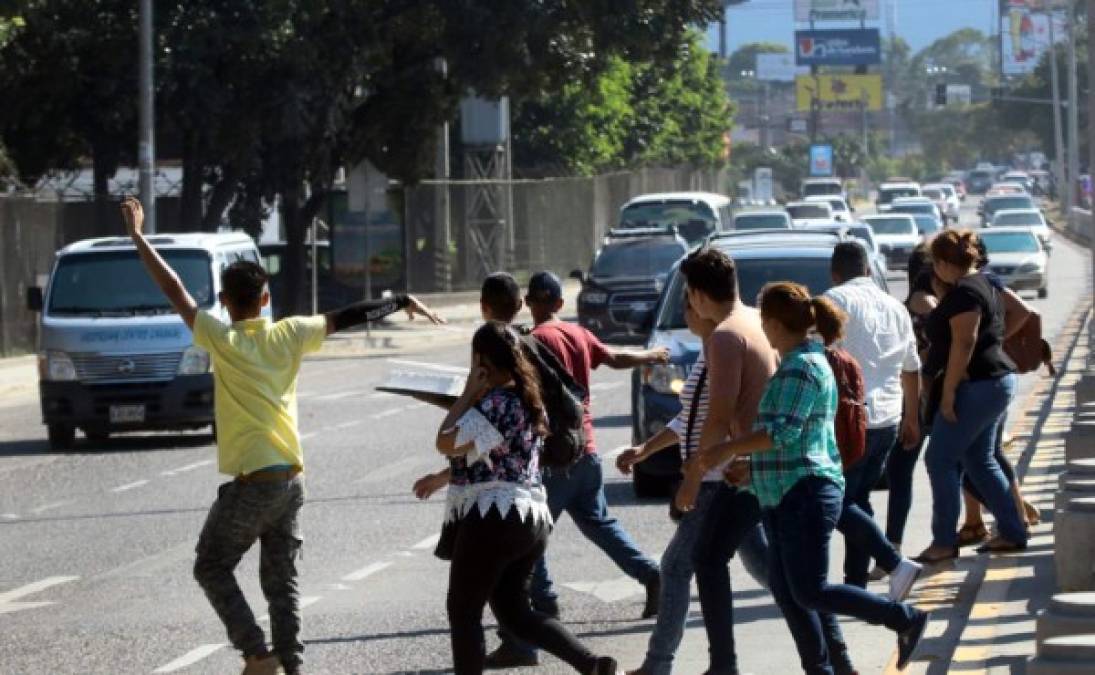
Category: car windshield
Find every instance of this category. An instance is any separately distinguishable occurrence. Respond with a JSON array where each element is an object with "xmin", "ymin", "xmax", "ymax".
[
  {"xmin": 734, "ymin": 213, "xmax": 790, "ymax": 230},
  {"xmin": 846, "ymin": 226, "xmax": 876, "ymax": 249},
  {"xmin": 987, "ymin": 197, "xmax": 1034, "ymax": 212},
  {"xmin": 981, "ymin": 232, "xmax": 1040, "ymax": 254},
  {"xmin": 866, "ymin": 217, "xmax": 915, "ymax": 235},
  {"xmin": 591, "ymin": 240, "xmax": 685, "ymax": 278},
  {"xmin": 619, "ymin": 201, "xmax": 716, "ymax": 244},
  {"xmin": 787, "ymin": 204, "xmax": 829, "ymax": 219},
  {"xmin": 48, "ymin": 250, "xmax": 214, "ymax": 316},
  {"xmin": 913, "ymin": 215, "xmax": 941, "ymax": 234},
  {"xmin": 879, "ymin": 187, "xmax": 918, "ymax": 203},
  {"xmin": 658, "ymin": 256, "xmax": 834, "ymax": 329},
  {"xmin": 994, "ymin": 212, "xmax": 1043, "ymax": 226},
  {"xmin": 803, "ymin": 182, "xmax": 841, "ymax": 197},
  {"xmin": 891, "ymin": 203, "xmax": 935, "ymax": 215},
  {"xmin": 922, "ymin": 189, "xmax": 943, "ymax": 200}
]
